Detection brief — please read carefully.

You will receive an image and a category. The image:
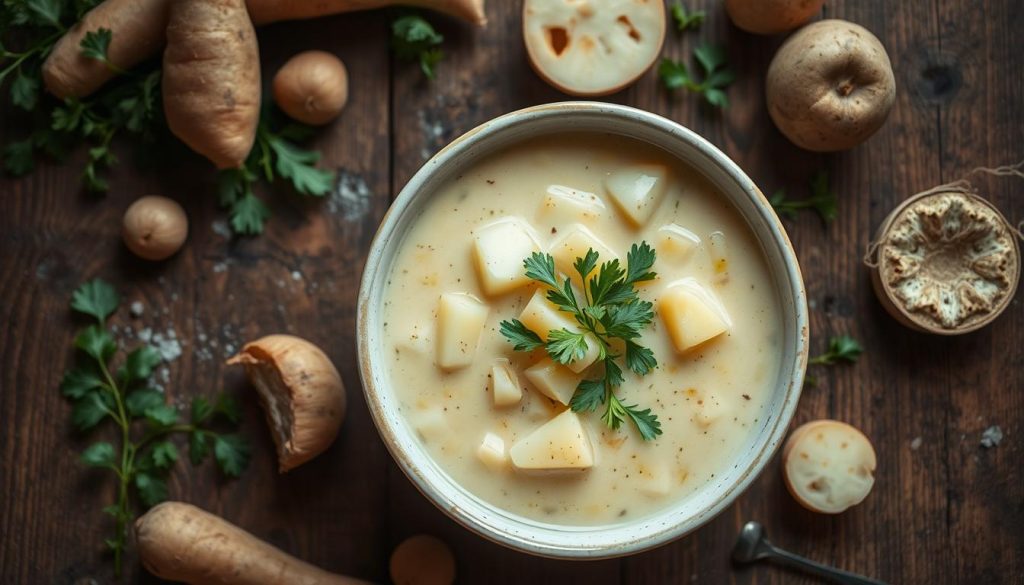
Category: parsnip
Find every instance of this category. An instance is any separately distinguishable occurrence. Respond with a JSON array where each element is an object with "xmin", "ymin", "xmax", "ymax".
[{"xmin": 136, "ymin": 502, "xmax": 372, "ymax": 585}]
